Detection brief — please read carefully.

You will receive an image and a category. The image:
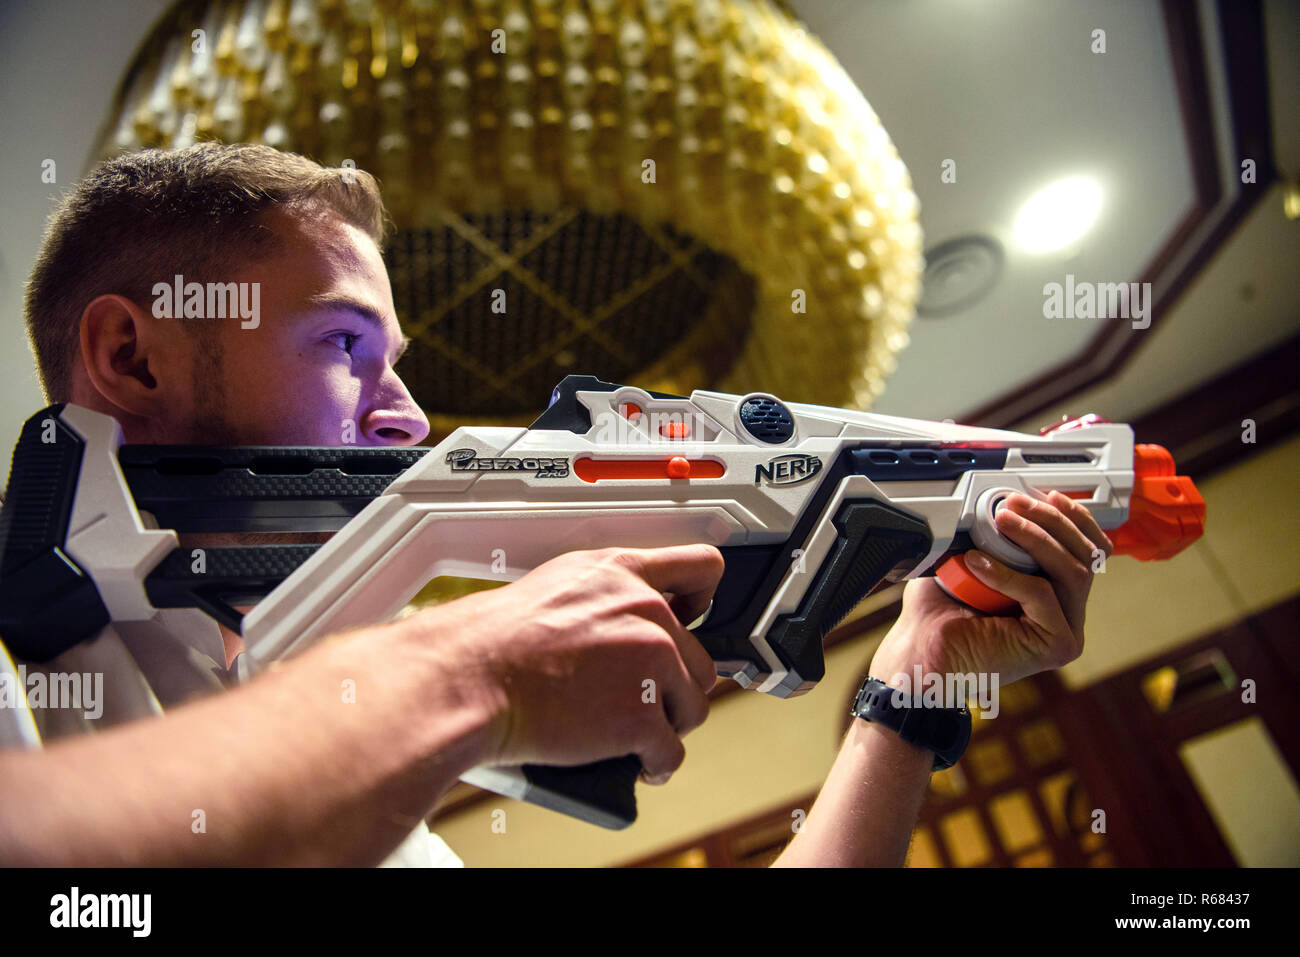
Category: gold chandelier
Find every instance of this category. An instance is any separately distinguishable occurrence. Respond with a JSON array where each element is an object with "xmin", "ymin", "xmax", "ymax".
[{"xmin": 94, "ymin": 0, "xmax": 923, "ymax": 433}]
